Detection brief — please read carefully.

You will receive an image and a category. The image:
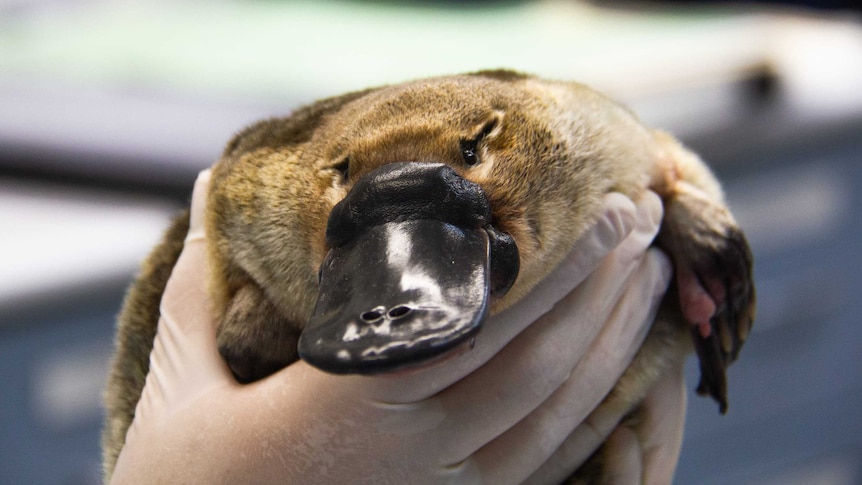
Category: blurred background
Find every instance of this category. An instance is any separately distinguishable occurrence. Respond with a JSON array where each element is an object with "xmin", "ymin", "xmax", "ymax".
[{"xmin": 1, "ymin": 0, "xmax": 861, "ymax": 483}]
